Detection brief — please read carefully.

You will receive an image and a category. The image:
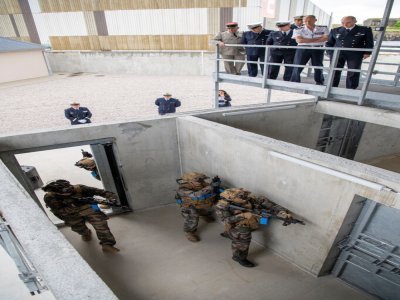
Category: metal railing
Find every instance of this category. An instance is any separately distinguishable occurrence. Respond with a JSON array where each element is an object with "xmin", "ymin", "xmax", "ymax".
[{"xmin": 213, "ymin": 43, "xmax": 400, "ymax": 108}]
